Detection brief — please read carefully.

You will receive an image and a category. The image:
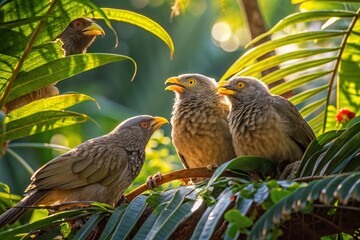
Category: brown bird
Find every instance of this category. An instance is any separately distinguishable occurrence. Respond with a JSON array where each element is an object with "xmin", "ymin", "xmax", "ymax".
[
  {"xmin": 3, "ymin": 18, "xmax": 105, "ymax": 113},
  {"xmin": 217, "ymin": 76, "xmax": 315, "ymax": 170},
  {"xmin": 165, "ymin": 74, "xmax": 236, "ymax": 173},
  {"xmin": 0, "ymin": 115, "xmax": 168, "ymax": 228},
  {"xmin": 56, "ymin": 18, "xmax": 105, "ymax": 55}
]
